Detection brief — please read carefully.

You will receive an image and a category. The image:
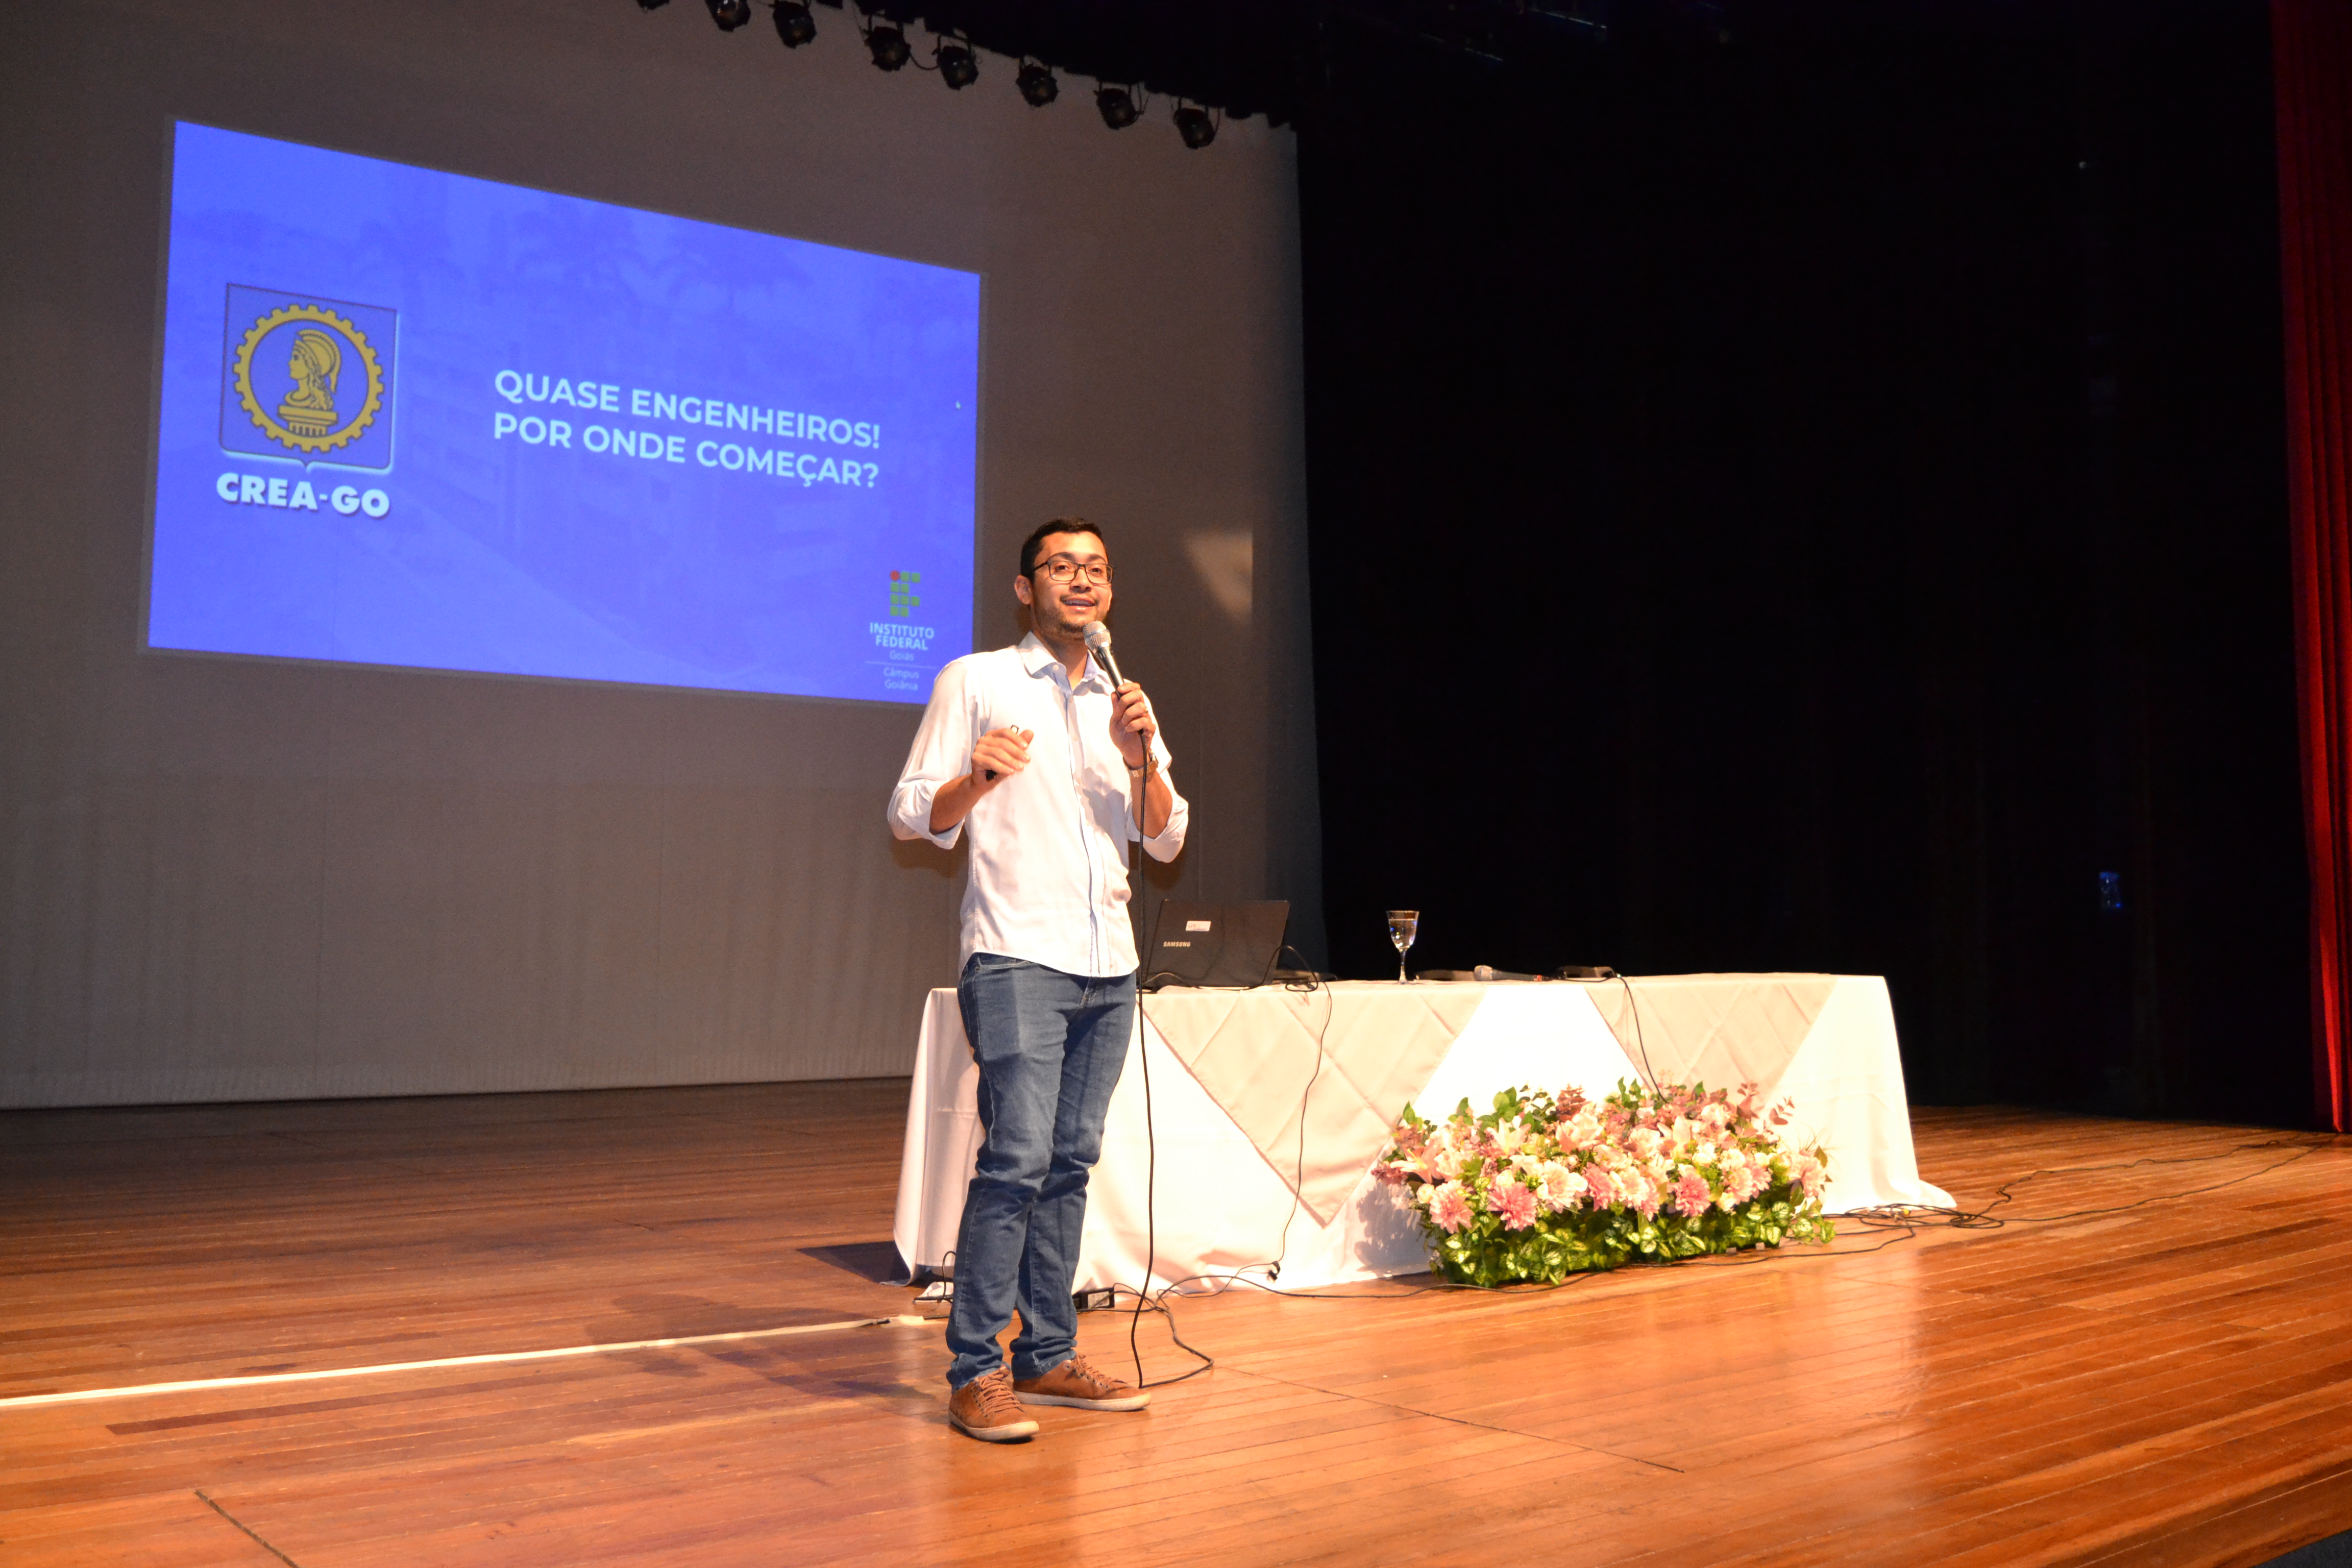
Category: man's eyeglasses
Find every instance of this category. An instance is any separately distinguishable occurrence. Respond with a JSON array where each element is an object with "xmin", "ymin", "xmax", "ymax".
[{"xmin": 1035, "ymin": 557, "xmax": 1113, "ymax": 586}]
